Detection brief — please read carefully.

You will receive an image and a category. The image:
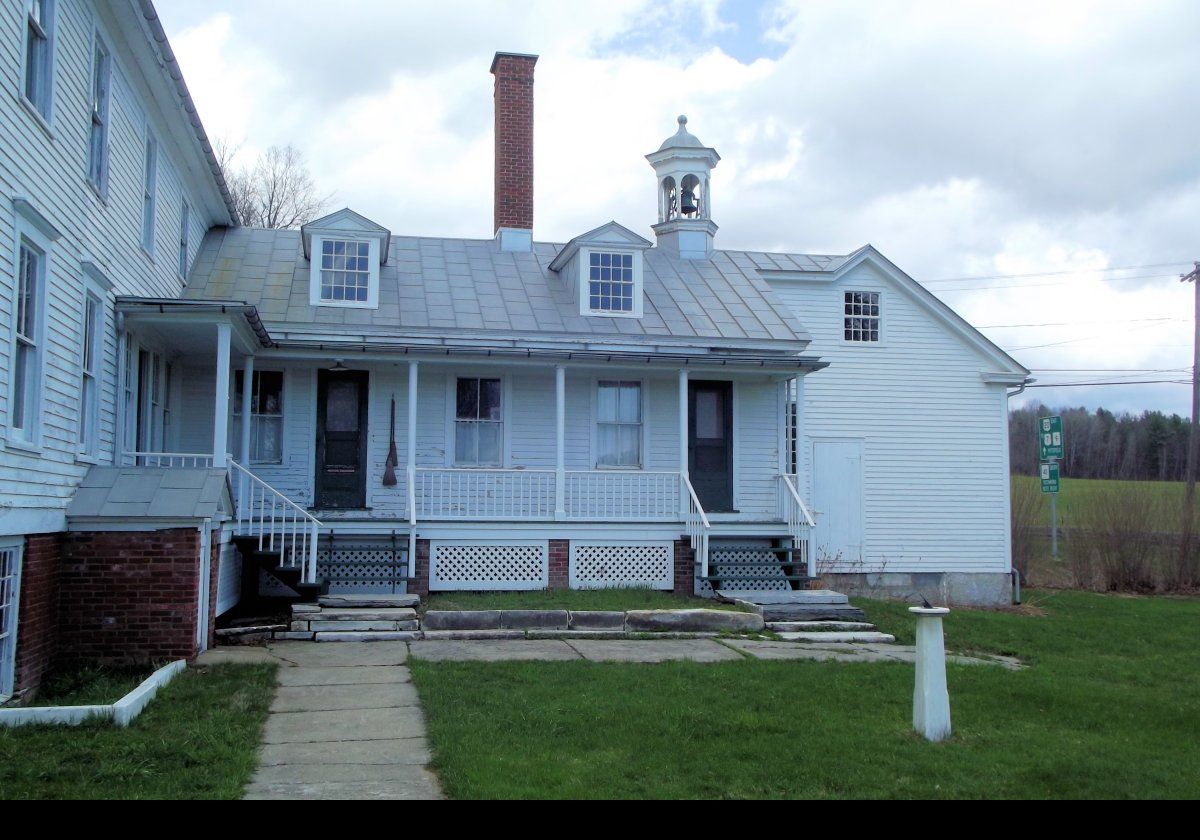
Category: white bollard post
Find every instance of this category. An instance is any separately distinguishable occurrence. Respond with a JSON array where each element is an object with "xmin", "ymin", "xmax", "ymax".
[{"xmin": 909, "ymin": 606, "xmax": 952, "ymax": 742}]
